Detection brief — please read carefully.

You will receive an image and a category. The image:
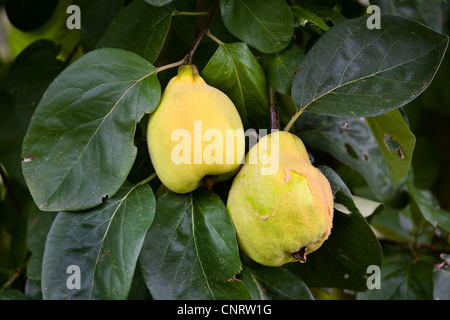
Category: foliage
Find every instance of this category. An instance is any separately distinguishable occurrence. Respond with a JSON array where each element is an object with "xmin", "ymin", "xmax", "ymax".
[{"xmin": 0, "ymin": 0, "xmax": 449, "ymax": 300}]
